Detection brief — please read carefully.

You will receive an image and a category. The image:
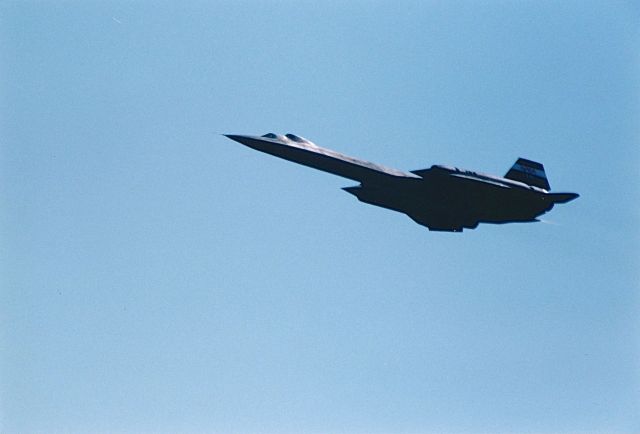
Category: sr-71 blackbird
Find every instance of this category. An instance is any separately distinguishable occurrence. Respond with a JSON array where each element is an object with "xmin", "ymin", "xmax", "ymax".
[{"xmin": 225, "ymin": 133, "xmax": 578, "ymax": 232}]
